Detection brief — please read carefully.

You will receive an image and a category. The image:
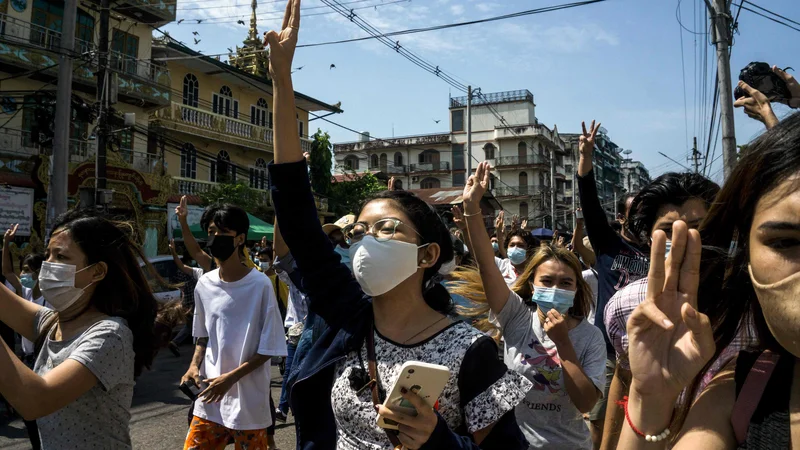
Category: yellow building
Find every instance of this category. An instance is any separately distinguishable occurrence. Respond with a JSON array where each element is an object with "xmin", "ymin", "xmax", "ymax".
[
  {"xmin": 0, "ymin": 0, "xmax": 175, "ymax": 254},
  {"xmin": 150, "ymin": 5, "xmax": 341, "ymax": 204}
]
